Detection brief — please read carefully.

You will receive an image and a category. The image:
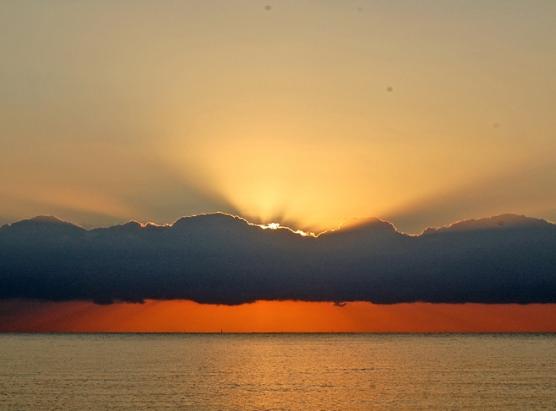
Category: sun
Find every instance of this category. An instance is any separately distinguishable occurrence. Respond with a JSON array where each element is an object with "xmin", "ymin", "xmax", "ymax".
[
  {"xmin": 260, "ymin": 222, "xmax": 281, "ymax": 230},
  {"xmin": 257, "ymin": 221, "xmax": 315, "ymax": 237}
]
